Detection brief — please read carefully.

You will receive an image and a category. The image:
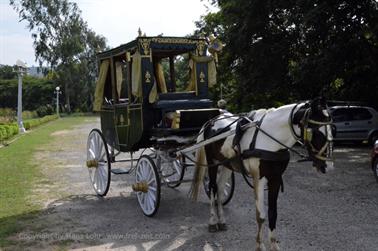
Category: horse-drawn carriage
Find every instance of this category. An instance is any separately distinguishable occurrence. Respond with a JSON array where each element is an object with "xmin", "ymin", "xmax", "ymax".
[{"xmin": 86, "ymin": 35, "xmax": 234, "ymax": 216}]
